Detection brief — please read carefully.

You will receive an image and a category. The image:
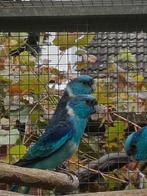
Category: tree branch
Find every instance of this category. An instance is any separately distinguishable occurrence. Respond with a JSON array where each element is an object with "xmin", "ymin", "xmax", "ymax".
[
  {"xmin": 76, "ymin": 152, "xmax": 129, "ymax": 182},
  {"xmin": 0, "ymin": 162, "xmax": 79, "ymax": 192}
]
